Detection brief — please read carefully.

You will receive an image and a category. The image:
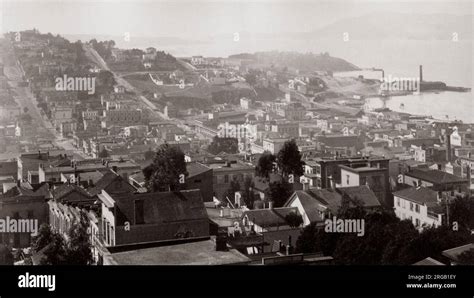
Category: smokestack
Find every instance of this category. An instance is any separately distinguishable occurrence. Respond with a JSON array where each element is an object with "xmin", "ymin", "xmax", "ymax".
[
  {"xmin": 446, "ymin": 130, "xmax": 452, "ymax": 162},
  {"xmin": 419, "ymin": 65, "xmax": 423, "ymax": 83}
]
